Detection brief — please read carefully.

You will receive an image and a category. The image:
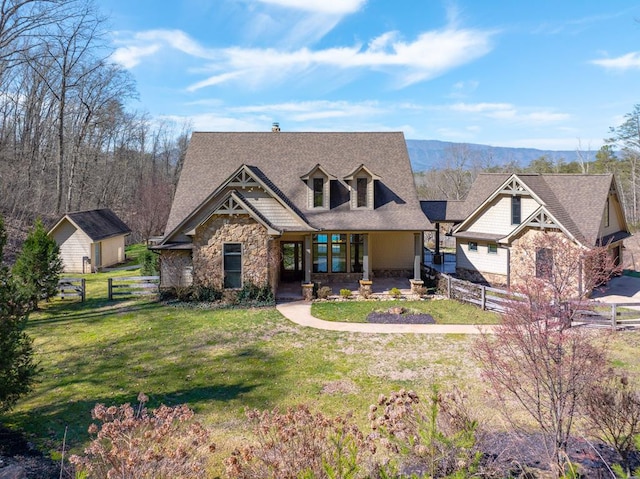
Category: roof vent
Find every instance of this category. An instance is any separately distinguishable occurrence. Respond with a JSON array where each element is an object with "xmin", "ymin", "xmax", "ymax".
[{"xmin": 271, "ymin": 122, "xmax": 280, "ymax": 132}]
